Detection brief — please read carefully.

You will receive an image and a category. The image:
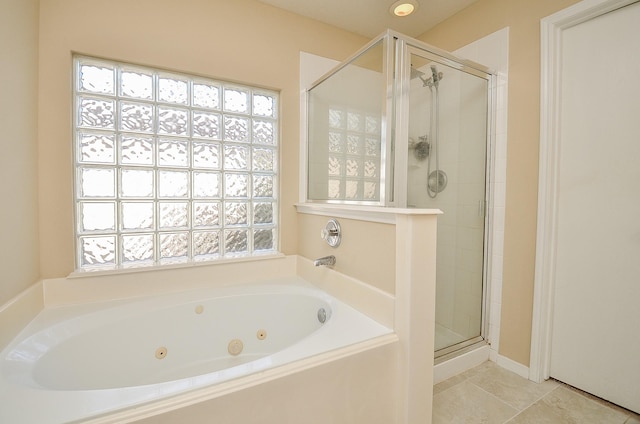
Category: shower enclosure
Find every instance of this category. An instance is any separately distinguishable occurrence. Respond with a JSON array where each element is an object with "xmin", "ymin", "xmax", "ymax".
[{"xmin": 306, "ymin": 31, "xmax": 494, "ymax": 358}]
